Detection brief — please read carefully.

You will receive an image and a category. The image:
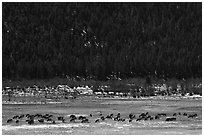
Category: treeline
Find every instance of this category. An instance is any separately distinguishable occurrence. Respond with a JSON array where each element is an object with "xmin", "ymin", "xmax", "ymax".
[{"xmin": 2, "ymin": 2, "xmax": 202, "ymax": 80}]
